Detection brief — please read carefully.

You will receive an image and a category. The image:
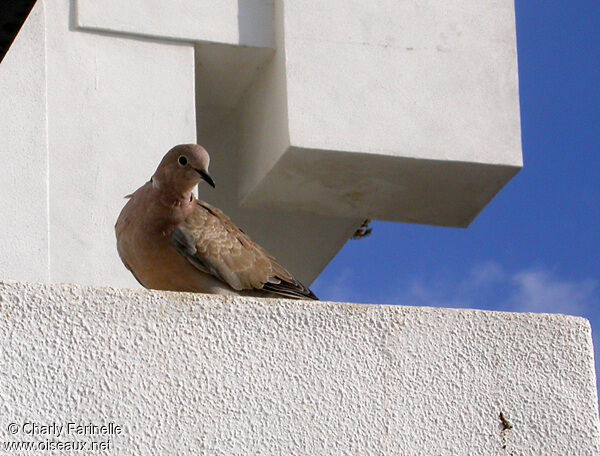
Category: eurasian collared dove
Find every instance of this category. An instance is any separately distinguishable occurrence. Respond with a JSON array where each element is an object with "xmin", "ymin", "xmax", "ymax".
[{"xmin": 115, "ymin": 144, "xmax": 318, "ymax": 300}]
